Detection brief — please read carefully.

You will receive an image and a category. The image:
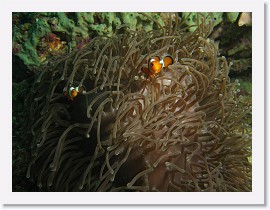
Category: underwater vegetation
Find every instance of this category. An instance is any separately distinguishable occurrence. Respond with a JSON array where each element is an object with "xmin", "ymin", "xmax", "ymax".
[
  {"xmin": 12, "ymin": 12, "xmax": 251, "ymax": 75},
  {"xmin": 14, "ymin": 13, "xmax": 251, "ymax": 192},
  {"xmin": 12, "ymin": 12, "xmax": 168, "ymax": 67}
]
